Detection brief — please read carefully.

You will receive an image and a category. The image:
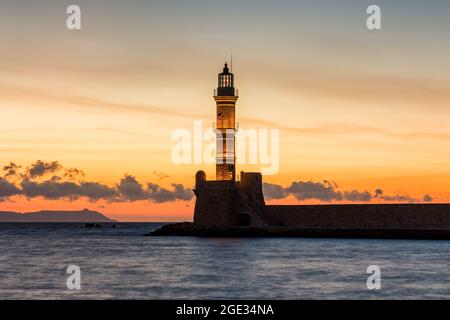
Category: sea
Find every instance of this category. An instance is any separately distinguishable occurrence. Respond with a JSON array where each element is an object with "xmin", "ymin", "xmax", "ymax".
[{"xmin": 0, "ymin": 223, "xmax": 449, "ymax": 300}]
